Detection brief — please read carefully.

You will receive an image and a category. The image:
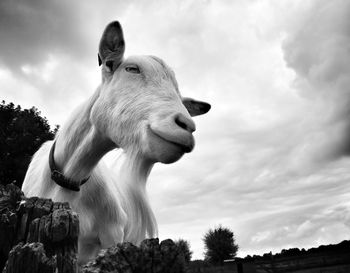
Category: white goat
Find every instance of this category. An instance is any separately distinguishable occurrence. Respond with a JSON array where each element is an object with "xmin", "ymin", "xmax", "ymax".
[{"xmin": 22, "ymin": 21, "xmax": 210, "ymax": 264}]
